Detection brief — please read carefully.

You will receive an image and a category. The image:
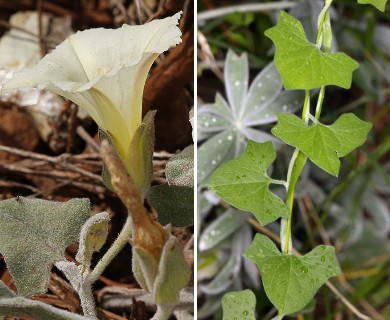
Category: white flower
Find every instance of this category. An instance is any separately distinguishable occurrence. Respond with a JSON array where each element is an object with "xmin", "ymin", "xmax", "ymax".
[{"xmin": 1, "ymin": 12, "xmax": 182, "ymax": 193}]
